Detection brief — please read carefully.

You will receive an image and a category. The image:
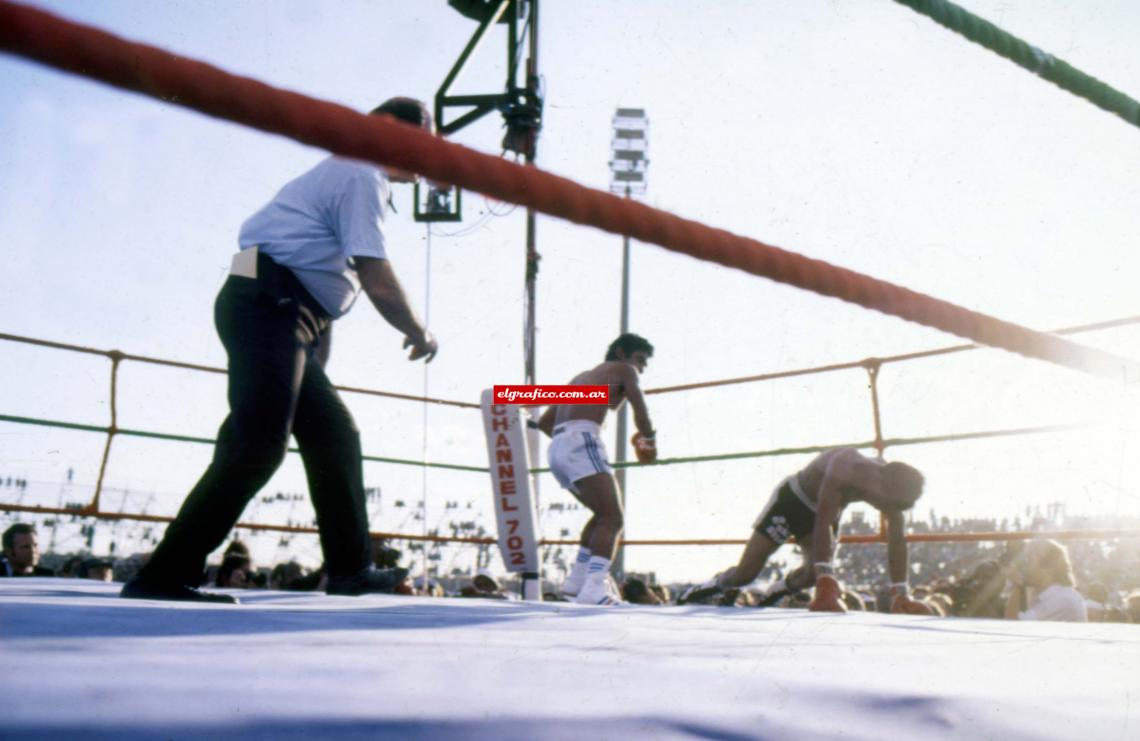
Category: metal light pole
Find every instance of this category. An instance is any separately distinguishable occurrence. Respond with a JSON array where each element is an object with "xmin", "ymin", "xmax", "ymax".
[
  {"xmin": 432, "ymin": 1, "xmax": 542, "ymax": 382},
  {"xmin": 608, "ymin": 108, "xmax": 648, "ymax": 577},
  {"xmin": 426, "ymin": 0, "xmax": 544, "ymax": 593}
]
